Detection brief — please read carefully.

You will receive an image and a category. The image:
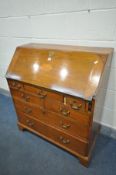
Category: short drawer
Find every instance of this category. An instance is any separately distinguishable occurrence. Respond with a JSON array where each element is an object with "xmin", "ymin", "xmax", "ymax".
[
  {"xmin": 18, "ymin": 113, "xmax": 89, "ymax": 156},
  {"xmin": 24, "ymin": 83, "xmax": 63, "ymax": 101},
  {"xmin": 14, "ymin": 100, "xmax": 45, "ymax": 118},
  {"xmin": 46, "ymin": 100, "xmax": 90, "ymax": 122},
  {"xmin": 8, "ymin": 79, "xmax": 24, "ymax": 90},
  {"xmin": 65, "ymin": 96, "xmax": 86, "ymax": 113},
  {"xmin": 11, "ymin": 89, "xmax": 45, "ymax": 107}
]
